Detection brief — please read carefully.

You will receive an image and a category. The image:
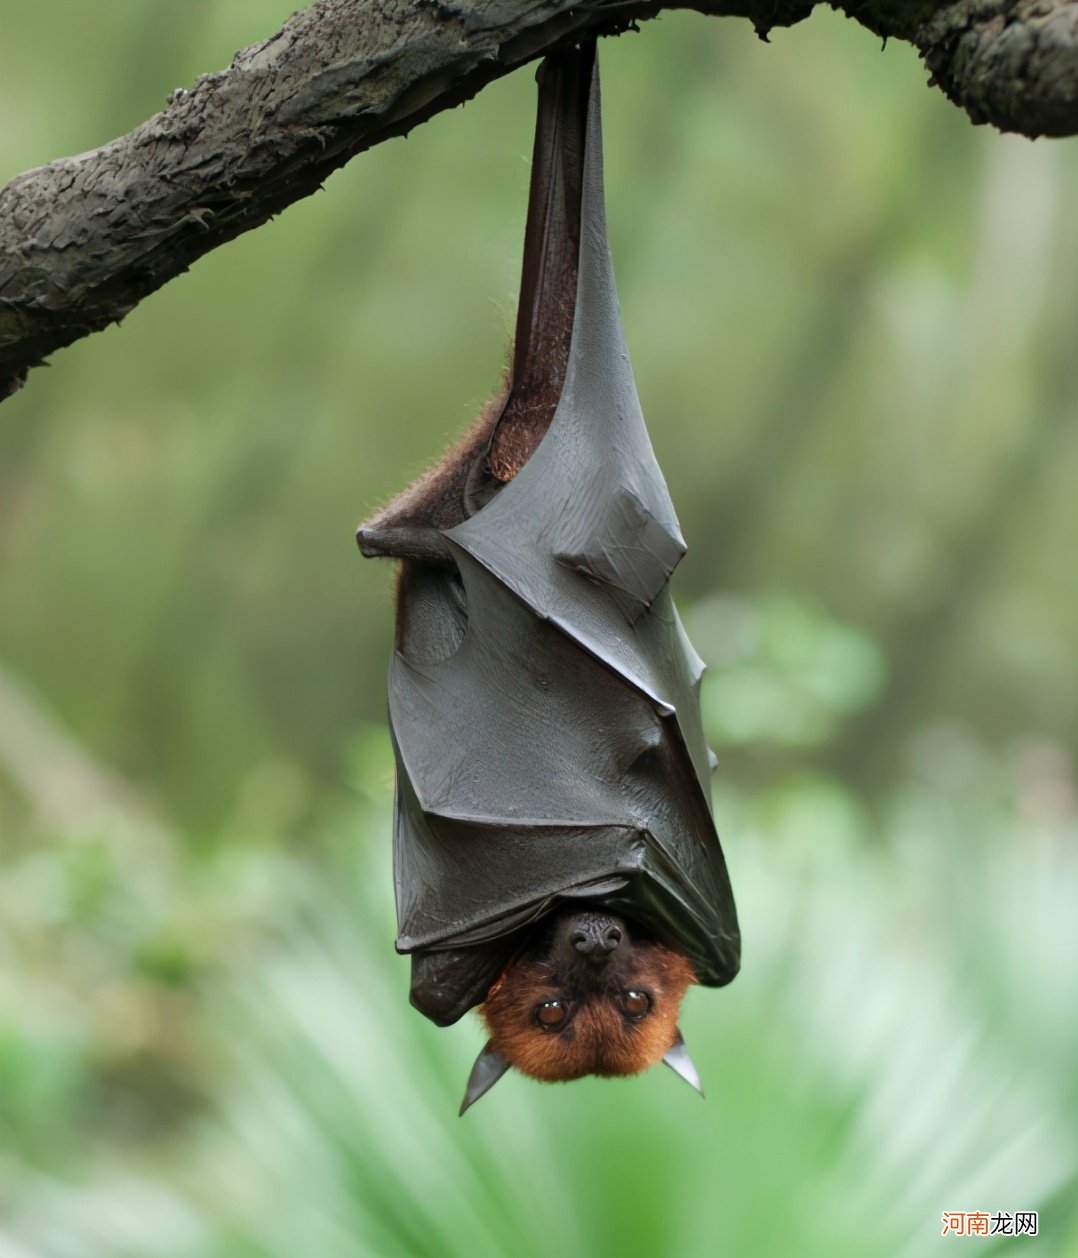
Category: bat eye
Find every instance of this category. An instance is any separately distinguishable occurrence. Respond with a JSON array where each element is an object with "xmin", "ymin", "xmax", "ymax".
[
  {"xmin": 534, "ymin": 999, "xmax": 569, "ymax": 1030},
  {"xmin": 620, "ymin": 990, "xmax": 652, "ymax": 1020}
]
